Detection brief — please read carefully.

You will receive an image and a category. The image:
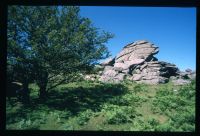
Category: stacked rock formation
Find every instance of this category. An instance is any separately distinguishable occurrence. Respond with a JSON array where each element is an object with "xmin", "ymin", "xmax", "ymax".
[
  {"xmin": 170, "ymin": 68, "xmax": 196, "ymax": 85},
  {"xmin": 99, "ymin": 40, "xmax": 180, "ymax": 84}
]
